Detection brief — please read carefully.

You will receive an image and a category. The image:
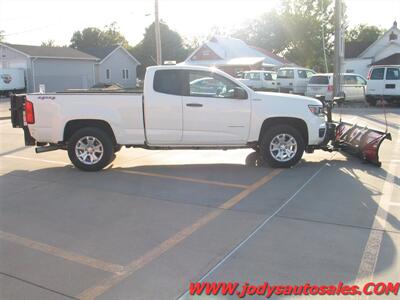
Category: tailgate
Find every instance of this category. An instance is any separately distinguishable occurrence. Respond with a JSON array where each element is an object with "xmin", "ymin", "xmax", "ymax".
[
  {"xmin": 10, "ymin": 94, "xmax": 26, "ymax": 128},
  {"xmin": 10, "ymin": 94, "xmax": 36, "ymax": 145}
]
